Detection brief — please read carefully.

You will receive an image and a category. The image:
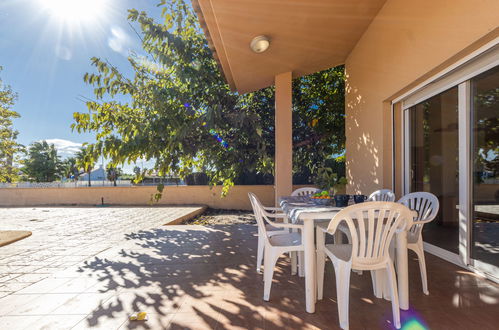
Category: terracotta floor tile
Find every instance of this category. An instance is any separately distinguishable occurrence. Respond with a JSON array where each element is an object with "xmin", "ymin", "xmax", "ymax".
[
  {"xmin": 71, "ymin": 312, "xmax": 127, "ymax": 330},
  {"xmin": 15, "ymin": 278, "xmax": 72, "ymax": 294},
  {"xmin": 119, "ymin": 313, "xmax": 173, "ymax": 330},
  {"xmin": 0, "ymin": 222, "xmax": 498, "ymax": 329},
  {"xmin": 217, "ymin": 310, "xmax": 264, "ymax": 330},
  {"xmin": 51, "ymin": 292, "xmax": 115, "ymax": 315},
  {"xmin": 8, "ymin": 293, "xmax": 76, "ymax": 316},
  {"xmin": 105, "ymin": 291, "xmax": 184, "ymax": 315},
  {"xmin": 0, "ymin": 294, "xmax": 41, "ymax": 315},
  {"xmin": 168, "ymin": 311, "xmax": 220, "ymax": 330},
  {"xmin": 25, "ymin": 314, "xmax": 87, "ymax": 330},
  {"xmin": 0, "ymin": 315, "xmax": 42, "ymax": 330},
  {"xmin": 49, "ymin": 277, "xmax": 101, "ymax": 294}
]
